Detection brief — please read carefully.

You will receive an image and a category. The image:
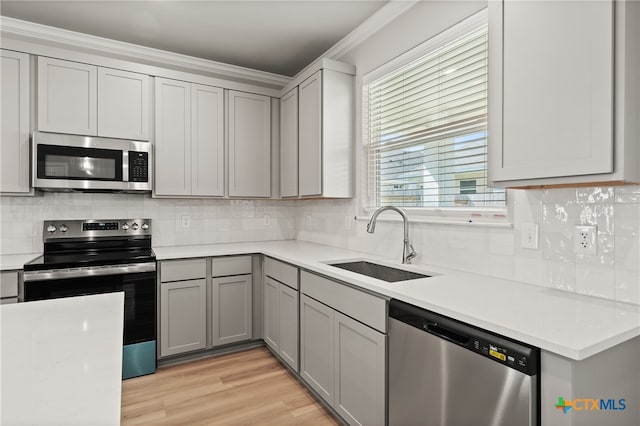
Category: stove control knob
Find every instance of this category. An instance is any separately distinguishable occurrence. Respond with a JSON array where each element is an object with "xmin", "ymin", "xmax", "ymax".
[
  {"xmin": 59, "ymin": 225, "xmax": 68, "ymax": 233},
  {"xmin": 131, "ymin": 223, "xmax": 139, "ymax": 231},
  {"xmin": 46, "ymin": 225, "xmax": 57, "ymax": 233},
  {"xmin": 122, "ymin": 223, "xmax": 130, "ymax": 231},
  {"xmin": 141, "ymin": 223, "xmax": 149, "ymax": 231}
]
